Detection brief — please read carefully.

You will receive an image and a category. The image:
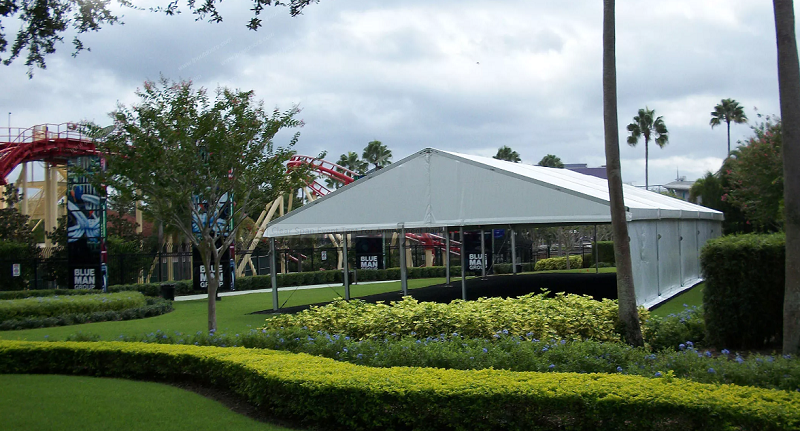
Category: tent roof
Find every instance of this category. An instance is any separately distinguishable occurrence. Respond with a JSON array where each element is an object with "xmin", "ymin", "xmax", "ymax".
[{"xmin": 265, "ymin": 148, "xmax": 722, "ymax": 238}]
